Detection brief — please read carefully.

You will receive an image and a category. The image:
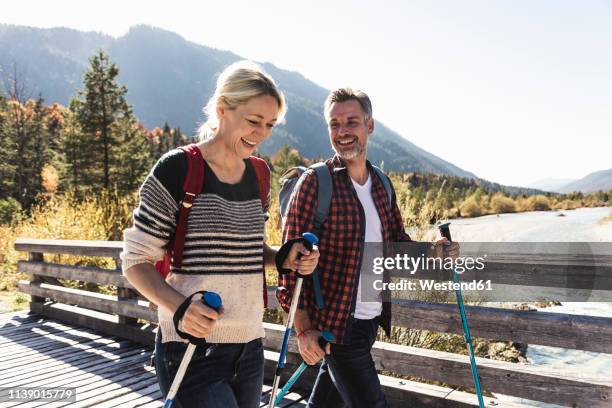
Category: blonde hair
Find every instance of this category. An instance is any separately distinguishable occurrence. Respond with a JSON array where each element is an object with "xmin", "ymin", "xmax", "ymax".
[{"xmin": 198, "ymin": 60, "xmax": 286, "ymax": 140}]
